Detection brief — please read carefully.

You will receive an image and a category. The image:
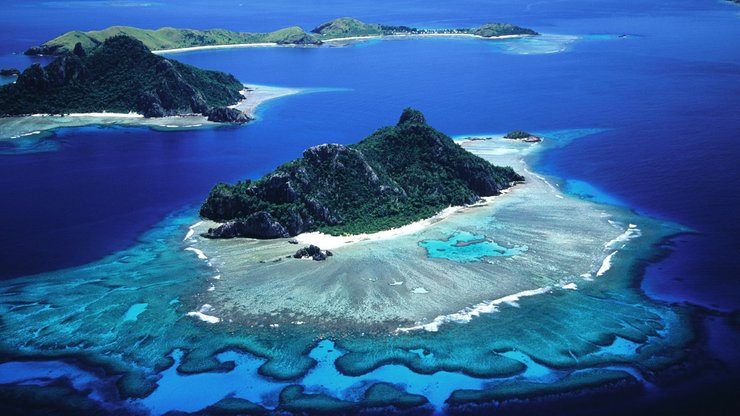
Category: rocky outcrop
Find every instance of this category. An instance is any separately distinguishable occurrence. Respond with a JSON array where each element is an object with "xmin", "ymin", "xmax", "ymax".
[
  {"xmin": 205, "ymin": 107, "xmax": 252, "ymax": 123},
  {"xmin": 397, "ymin": 108, "xmax": 426, "ymax": 125},
  {"xmin": 24, "ymin": 44, "xmax": 63, "ymax": 56},
  {"xmin": 15, "ymin": 64, "xmax": 50, "ymax": 90},
  {"xmin": 44, "ymin": 52, "xmax": 87, "ymax": 87},
  {"xmin": 203, "ymin": 212, "xmax": 290, "ymax": 239},
  {"xmin": 293, "ymin": 245, "xmax": 333, "ymax": 261},
  {"xmin": 136, "ymin": 92, "xmax": 167, "ymax": 118}
]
